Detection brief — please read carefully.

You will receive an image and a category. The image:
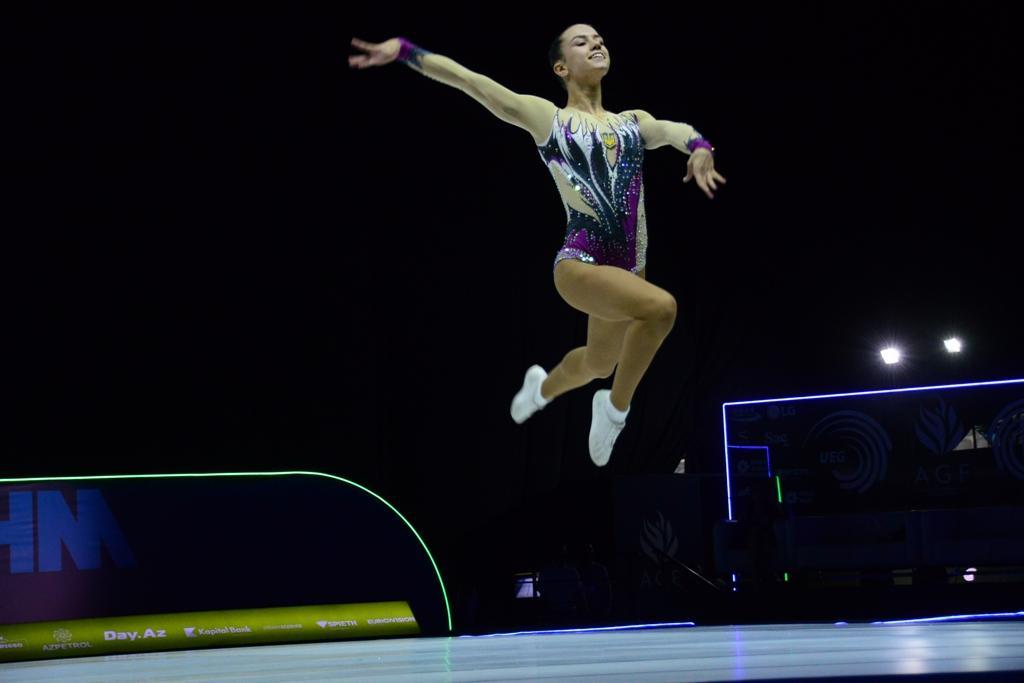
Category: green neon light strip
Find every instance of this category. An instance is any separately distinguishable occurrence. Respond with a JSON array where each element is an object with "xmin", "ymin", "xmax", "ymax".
[
  {"xmin": 775, "ymin": 475, "xmax": 782, "ymax": 504},
  {"xmin": 0, "ymin": 471, "xmax": 452, "ymax": 633}
]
